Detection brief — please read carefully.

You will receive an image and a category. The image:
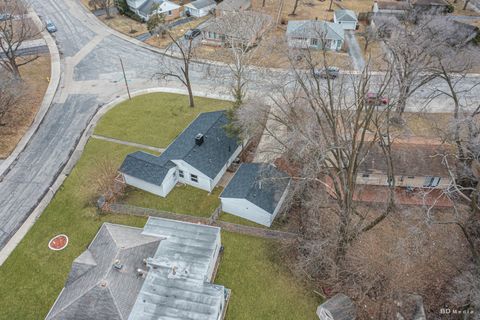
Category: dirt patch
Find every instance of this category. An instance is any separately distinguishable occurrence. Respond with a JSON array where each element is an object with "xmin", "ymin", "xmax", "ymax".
[
  {"xmin": 0, "ymin": 55, "xmax": 51, "ymax": 158},
  {"xmin": 99, "ymin": 14, "xmax": 148, "ymax": 37},
  {"xmin": 146, "ymin": 16, "xmax": 209, "ymax": 49}
]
